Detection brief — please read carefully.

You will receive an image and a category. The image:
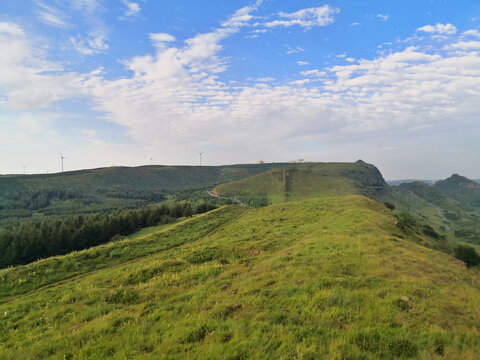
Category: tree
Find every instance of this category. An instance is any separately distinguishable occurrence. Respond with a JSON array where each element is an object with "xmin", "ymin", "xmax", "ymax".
[{"xmin": 454, "ymin": 245, "xmax": 480, "ymax": 267}]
